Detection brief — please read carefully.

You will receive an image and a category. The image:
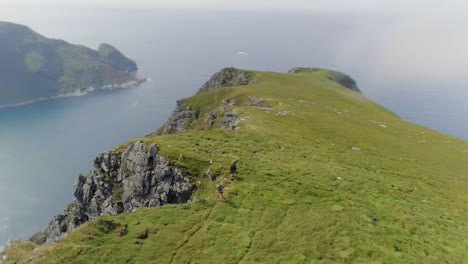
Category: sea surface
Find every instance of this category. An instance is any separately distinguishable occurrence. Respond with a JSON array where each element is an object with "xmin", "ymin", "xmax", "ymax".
[{"xmin": 0, "ymin": 7, "xmax": 466, "ymax": 246}]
